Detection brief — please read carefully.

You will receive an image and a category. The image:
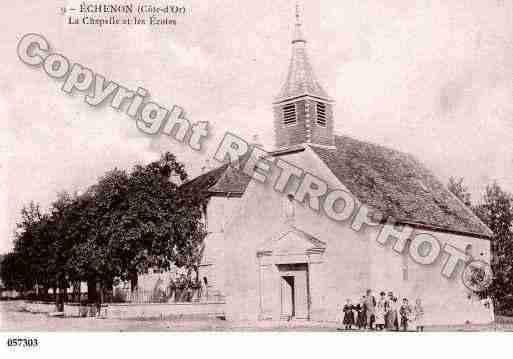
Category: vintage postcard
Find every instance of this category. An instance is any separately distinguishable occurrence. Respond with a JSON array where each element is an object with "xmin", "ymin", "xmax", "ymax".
[{"xmin": 1, "ymin": 0, "xmax": 512, "ymax": 355}]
